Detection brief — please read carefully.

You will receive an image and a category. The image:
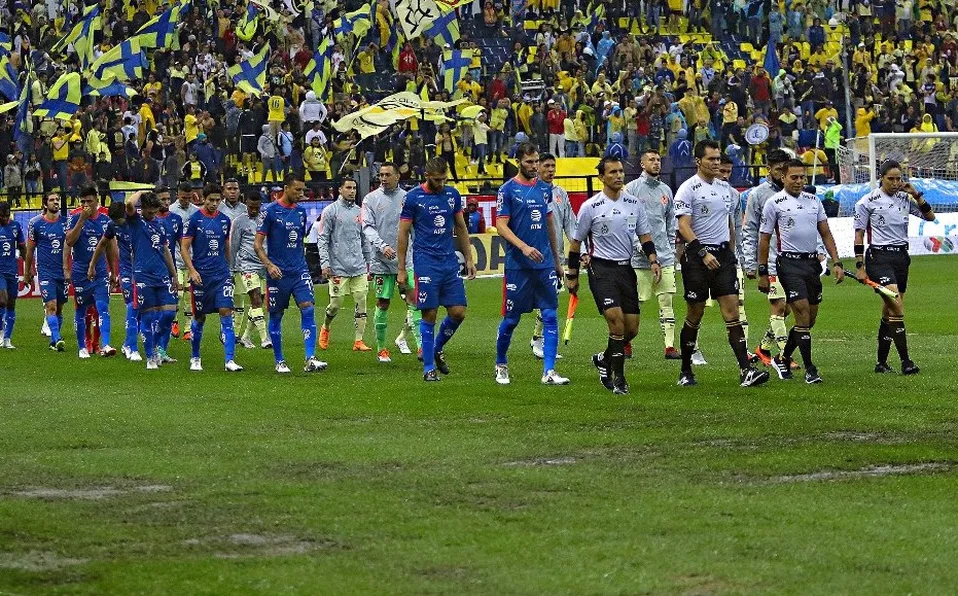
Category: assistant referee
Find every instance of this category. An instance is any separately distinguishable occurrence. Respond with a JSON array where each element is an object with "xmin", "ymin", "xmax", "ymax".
[
  {"xmin": 566, "ymin": 156, "xmax": 661, "ymax": 395},
  {"xmin": 853, "ymin": 159, "xmax": 936, "ymax": 375}
]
